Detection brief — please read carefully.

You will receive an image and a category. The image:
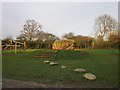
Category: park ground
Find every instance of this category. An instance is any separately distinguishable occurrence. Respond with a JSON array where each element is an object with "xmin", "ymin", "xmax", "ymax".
[{"xmin": 2, "ymin": 49, "xmax": 119, "ymax": 88}]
